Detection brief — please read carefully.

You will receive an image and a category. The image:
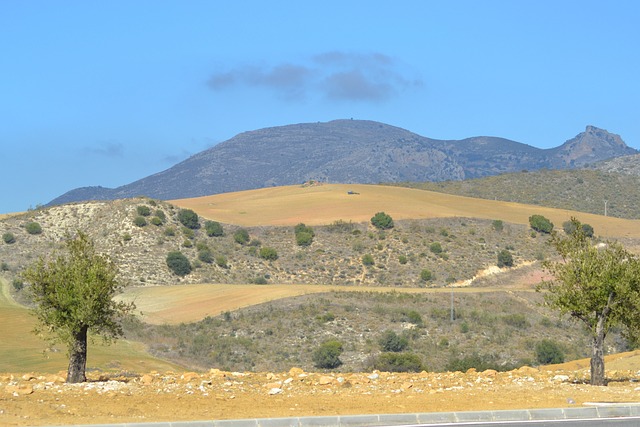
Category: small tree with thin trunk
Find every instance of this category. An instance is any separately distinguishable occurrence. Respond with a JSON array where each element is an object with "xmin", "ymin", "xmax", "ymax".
[
  {"xmin": 539, "ymin": 218, "xmax": 640, "ymax": 385},
  {"xmin": 22, "ymin": 231, "xmax": 135, "ymax": 383}
]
